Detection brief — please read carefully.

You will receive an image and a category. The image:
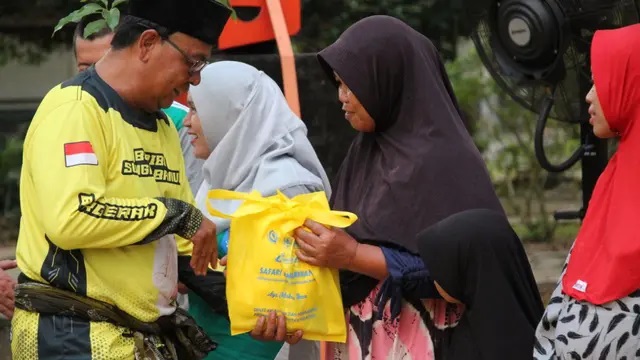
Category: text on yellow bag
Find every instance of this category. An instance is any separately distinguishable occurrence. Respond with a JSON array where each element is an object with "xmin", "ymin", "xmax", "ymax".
[{"xmin": 206, "ymin": 189, "xmax": 357, "ymax": 342}]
